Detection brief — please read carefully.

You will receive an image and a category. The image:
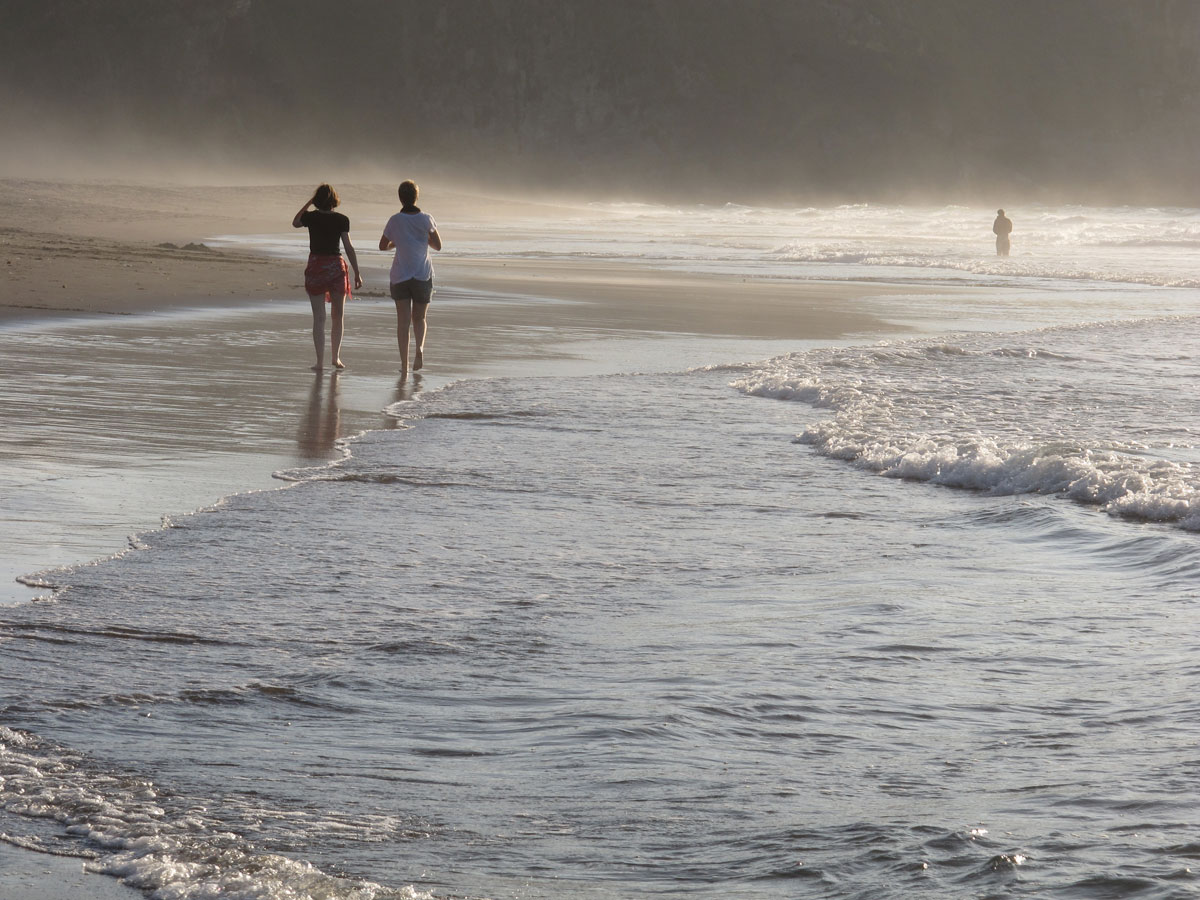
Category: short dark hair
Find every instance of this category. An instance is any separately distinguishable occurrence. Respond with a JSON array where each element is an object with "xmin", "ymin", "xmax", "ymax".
[
  {"xmin": 398, "ymin": 180, "xmax": 419, "ymax": 206},
  {"xmin": 312, "ymin": 184, "xmax": 340, "ymax": 211}
]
